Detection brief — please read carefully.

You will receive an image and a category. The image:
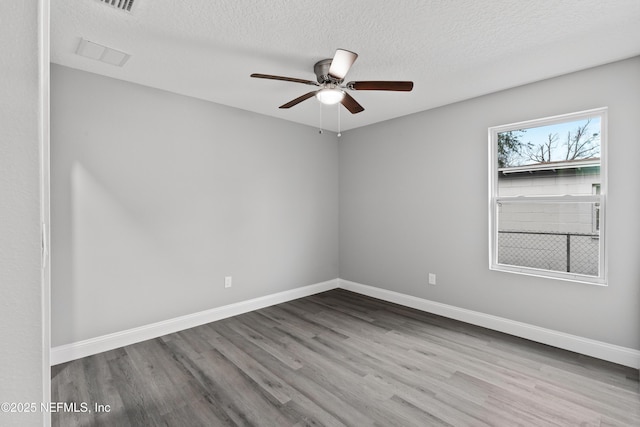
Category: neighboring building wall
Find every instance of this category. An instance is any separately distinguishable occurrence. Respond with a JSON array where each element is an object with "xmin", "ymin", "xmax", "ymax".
[
  {"xmin": 498, "ymin": 167, "xmax": 599, "ymax": 196},
  {"xmin": 498, "ymin": 167, "xmax": 600, "ymax": 233}
]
